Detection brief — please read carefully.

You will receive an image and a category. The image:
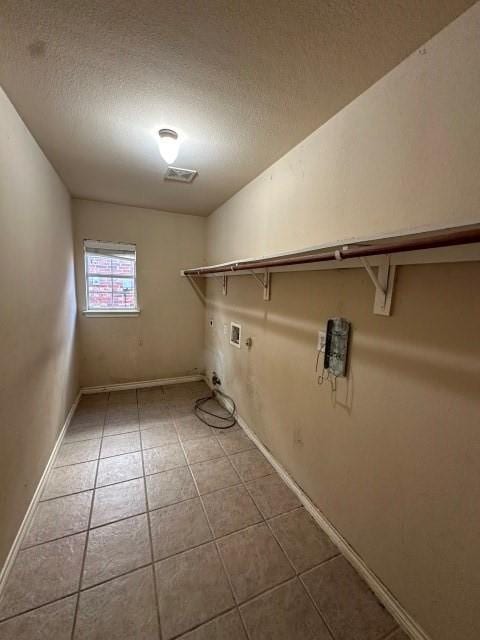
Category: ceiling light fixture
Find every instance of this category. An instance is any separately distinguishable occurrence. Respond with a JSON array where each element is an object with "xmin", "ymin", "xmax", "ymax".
[{"xmin": 157, "ymin": 128, "xmax": 180, "ymax": 164}]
